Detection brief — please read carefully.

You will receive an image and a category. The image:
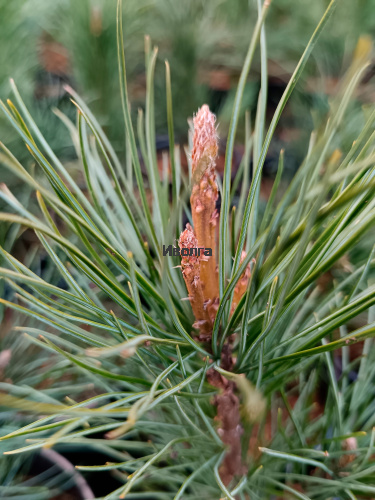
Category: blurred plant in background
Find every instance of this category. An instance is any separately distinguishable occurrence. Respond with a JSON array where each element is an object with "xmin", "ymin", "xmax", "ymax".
[{"xmin": 1, "ymin": 0, "xmax": 374, "ymax": 147}]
